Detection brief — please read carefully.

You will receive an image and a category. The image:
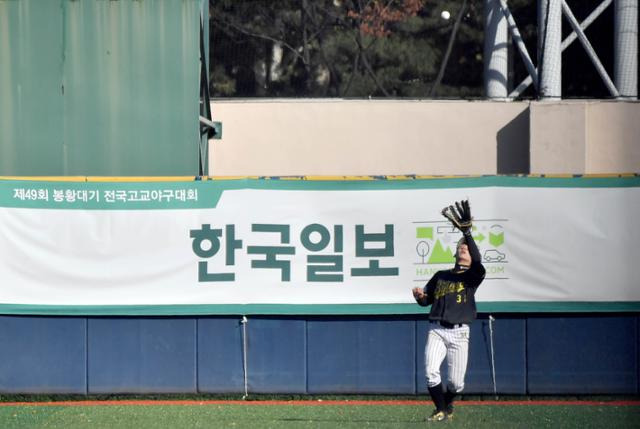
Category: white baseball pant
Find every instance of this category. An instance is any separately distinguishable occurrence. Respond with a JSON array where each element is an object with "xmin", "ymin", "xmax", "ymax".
[{"xmin": 425, "ymin": 323, "xmax": 470, "ymax": 393}]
